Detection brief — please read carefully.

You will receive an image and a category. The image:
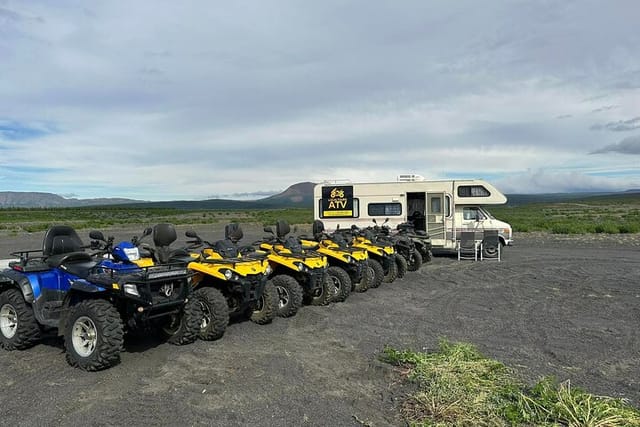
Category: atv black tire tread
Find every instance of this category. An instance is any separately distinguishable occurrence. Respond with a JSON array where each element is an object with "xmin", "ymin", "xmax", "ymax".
[
  {"xmin": 383, "ymin": 257, "xmax": 398, "ymax": 283},
  {"xmin": 327, "ymin": 266, "xmax": 351, "ymax": 303},
  {"xmin": 396, "ymin": 254, "xmax": 408, "ymax": 279},
  {"xmin": 272, "ymin": 275, "xmax": 303, "ymax": 317},
  {"xmin": 407, "ymin": 249, "xmax": 423, "ymax": 271},
  {"xmin": 64, "ymin": 299, "xmax": 124, "ymax": 371},
  {"xmin": 0, "ymin": 289, "xmax": 41, "ymax": 350},
  {"xmin": 250, "ymin": 281, "xmax": 278, "ymax": 325},
  {"xmin": 166, "ymin": 297, "xmax": 204, "ymax": 345},
  {"xmin": 354, "ymin": 264, "xmax": 372, "ymax": 293},
  {"xmin": 367, "ymin": 259, "xmax": 385, "ymax": 288},
  {"xmin": 195, "ymin": 287, "xmax": 229, "ymax": 340}
]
